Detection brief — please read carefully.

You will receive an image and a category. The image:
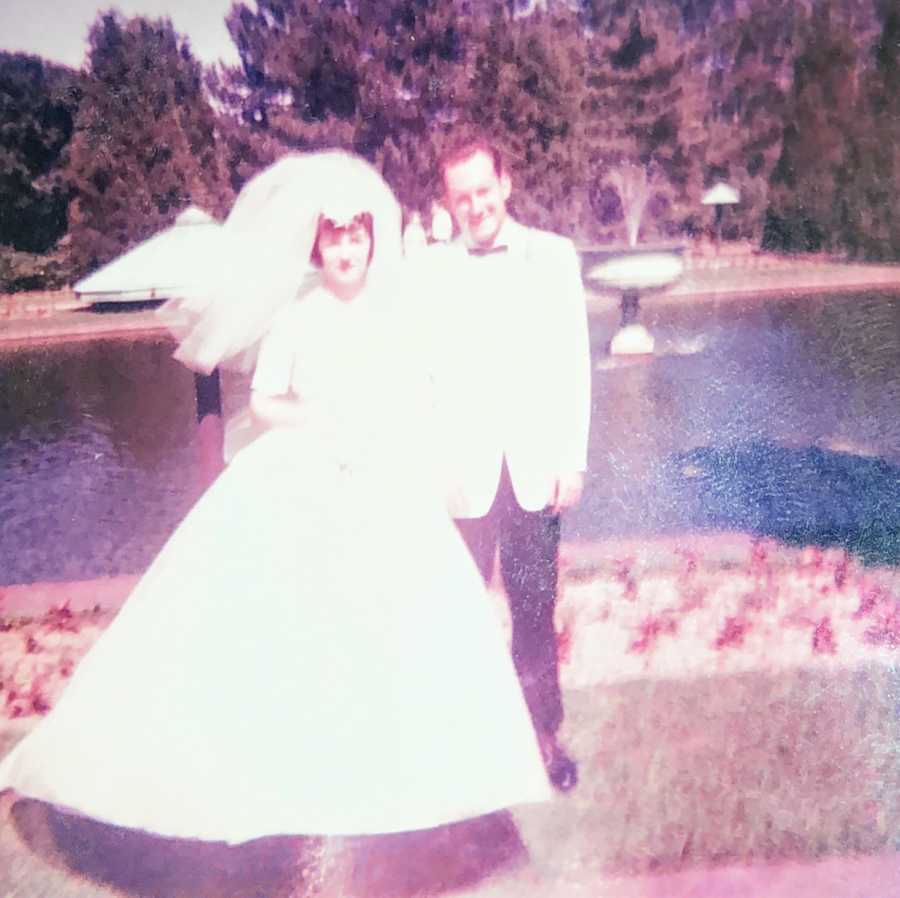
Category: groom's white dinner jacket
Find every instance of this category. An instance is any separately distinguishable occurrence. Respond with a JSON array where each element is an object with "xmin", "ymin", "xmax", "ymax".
[{"xmin": 422, "ymin": 217, "xmax": 592, "ymax": 518}]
